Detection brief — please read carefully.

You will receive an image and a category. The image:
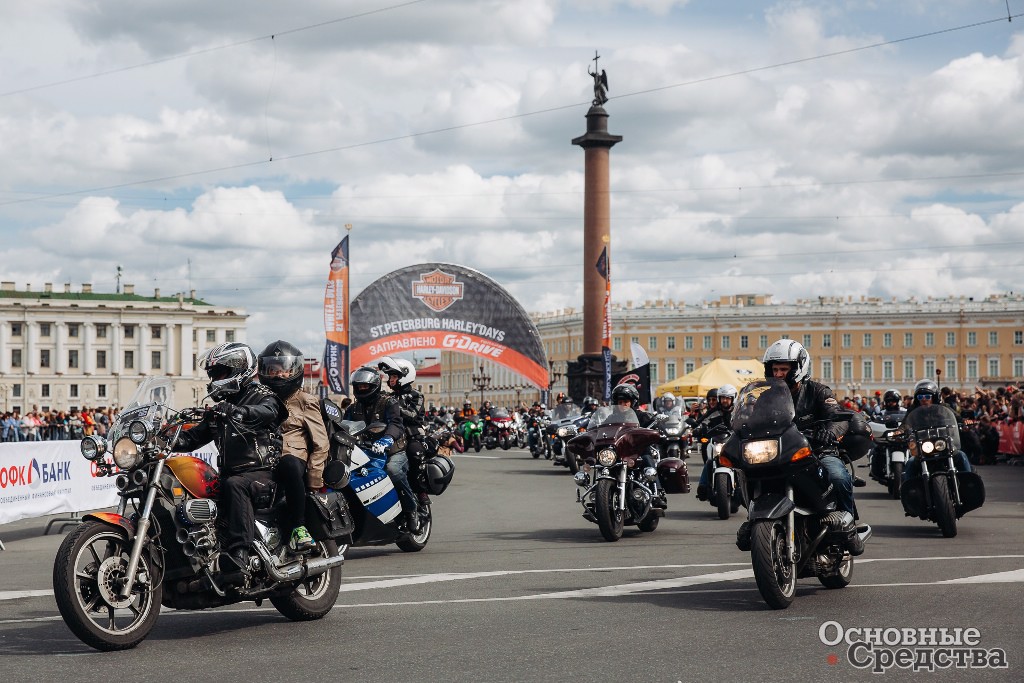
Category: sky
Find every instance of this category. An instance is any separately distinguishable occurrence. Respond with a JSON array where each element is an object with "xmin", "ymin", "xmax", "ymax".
[{"xmin": 2, "ymin": 0, "xmax": 1024, "ymax": 362}]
